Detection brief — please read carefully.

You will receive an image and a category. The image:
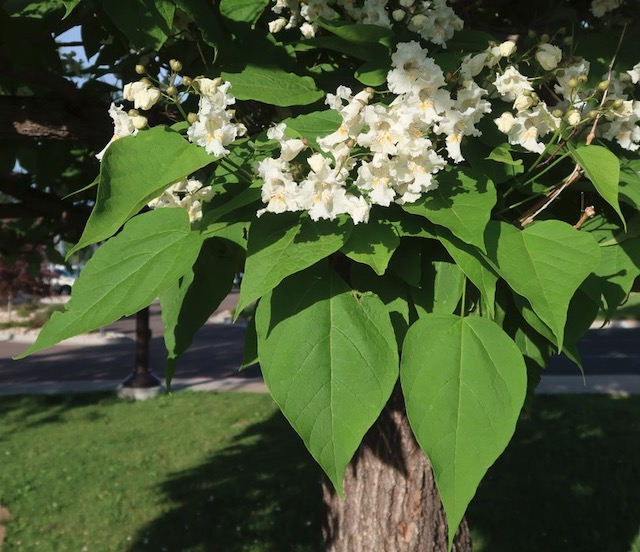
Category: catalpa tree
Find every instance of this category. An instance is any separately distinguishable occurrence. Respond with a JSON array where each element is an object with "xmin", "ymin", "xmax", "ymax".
[{"xmin": 17, "ymin": 0, "xmax": 640, "ymax": 549}]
